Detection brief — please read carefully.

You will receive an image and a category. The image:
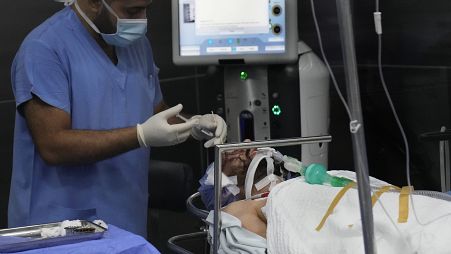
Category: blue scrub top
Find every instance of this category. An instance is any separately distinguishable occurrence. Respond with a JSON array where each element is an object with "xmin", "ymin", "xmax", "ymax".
[{"xmin": 9, "ymin": 7, "xmax": 162, "ymax": 237}]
